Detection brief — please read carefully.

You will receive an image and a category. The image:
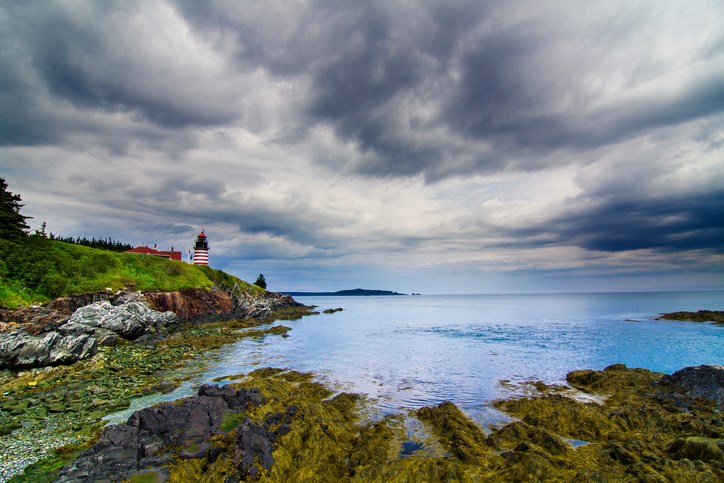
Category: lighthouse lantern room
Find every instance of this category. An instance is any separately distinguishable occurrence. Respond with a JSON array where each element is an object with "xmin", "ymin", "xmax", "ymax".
[{"xmin": 193, "ymin": 231, "xmax": 209, "ymax": 265}]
